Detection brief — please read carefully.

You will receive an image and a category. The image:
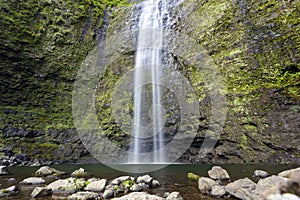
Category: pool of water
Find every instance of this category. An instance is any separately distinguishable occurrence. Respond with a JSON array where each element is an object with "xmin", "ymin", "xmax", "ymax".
[{"xmin": 0, "ymin": 164, "xmax": 298, "ymax": 199}]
